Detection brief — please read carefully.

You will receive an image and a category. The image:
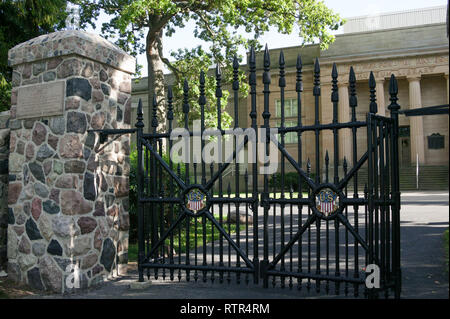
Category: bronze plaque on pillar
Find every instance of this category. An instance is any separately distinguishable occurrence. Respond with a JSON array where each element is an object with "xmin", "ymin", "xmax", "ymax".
[{"xmin": 16, "ymin": 81, "xmax": 65, "ymax": 119}]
